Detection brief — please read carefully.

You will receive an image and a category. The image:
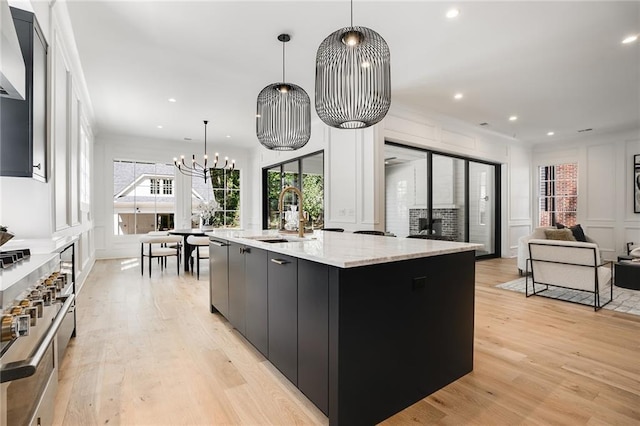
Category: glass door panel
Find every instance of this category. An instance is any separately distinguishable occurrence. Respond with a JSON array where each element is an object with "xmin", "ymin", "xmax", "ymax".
[
  {"xmin": 469, "ymin": 161, "xmax": 495, "ymax": 256},
  {"xmin": 432, "ymin": 154, "xmax": 466, "ymax": 242},
  {"xmin": 301, "ymin": 153, "xmax": 324, "ymax": 229},
  {"xmin": 384, "ymin": 145, "xmax": 429, "ymax": 238}
]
